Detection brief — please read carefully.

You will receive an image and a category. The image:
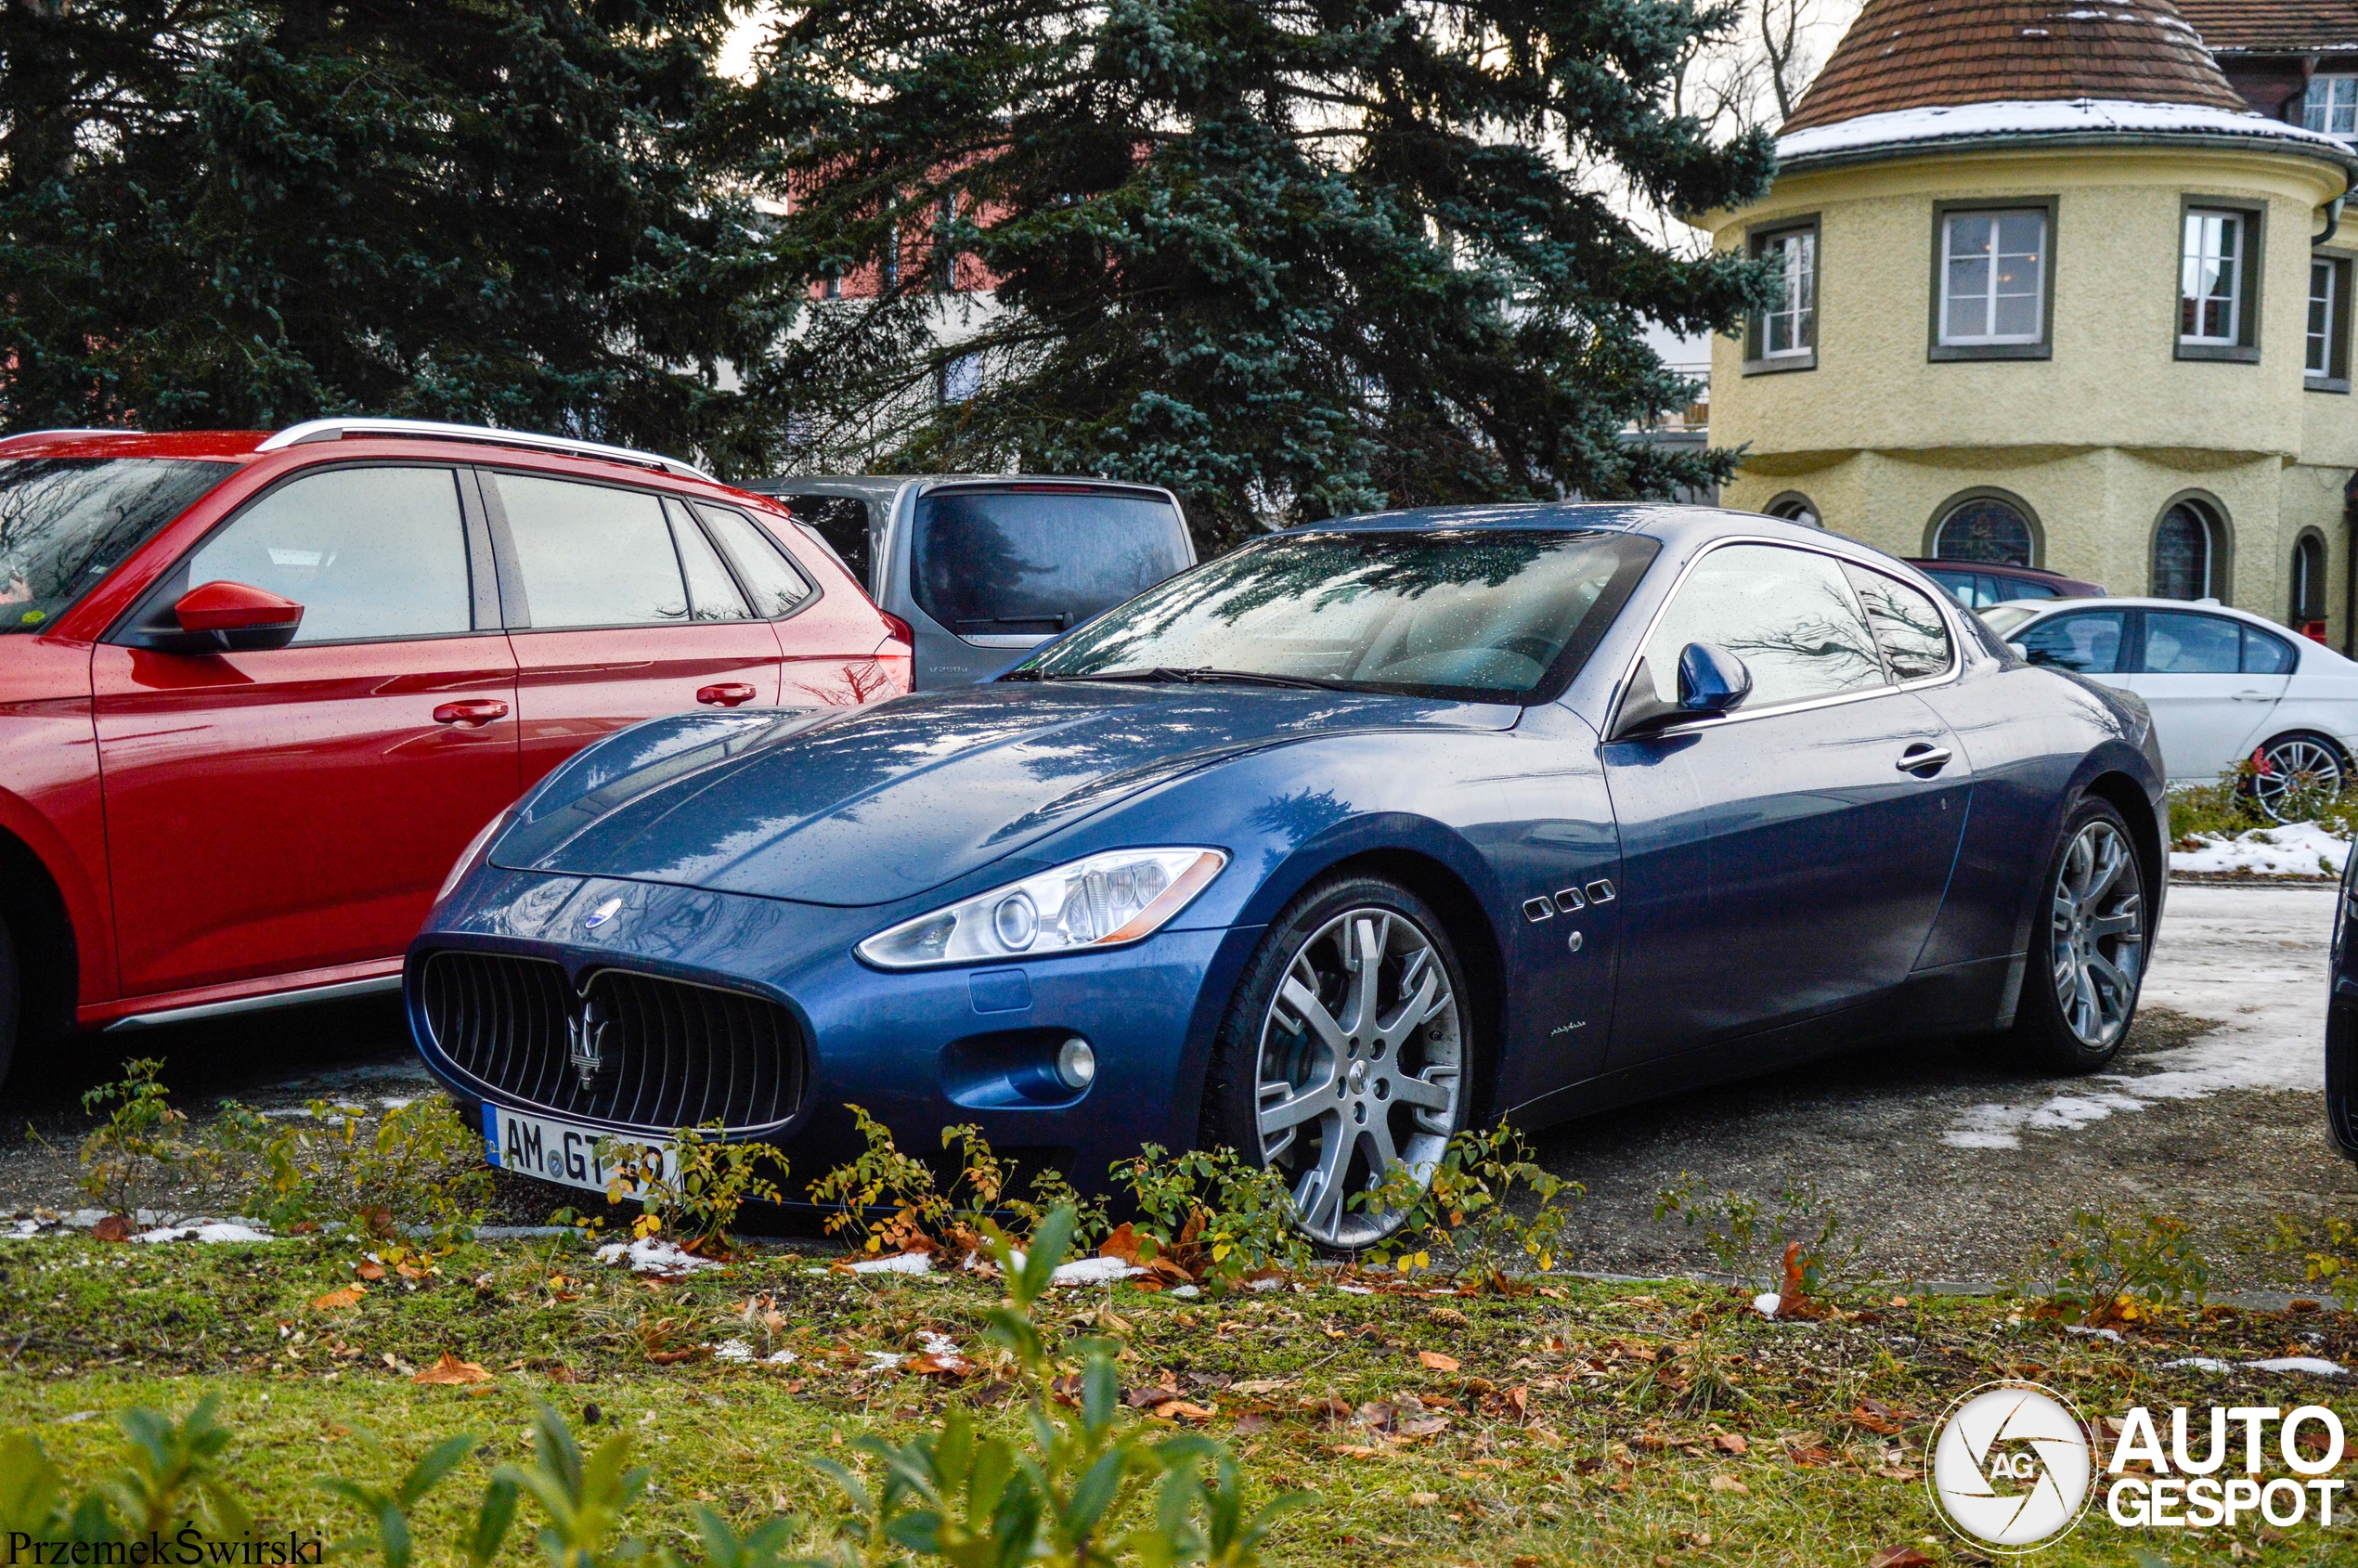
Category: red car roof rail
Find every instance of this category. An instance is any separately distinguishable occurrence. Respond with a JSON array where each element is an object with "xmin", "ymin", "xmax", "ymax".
[
  {"xmin": 255, "ymin": 418, "xmax": 715, "ymax": 483},
  {"xmin": 0, "ymin": 428, "xmax": 150, "ymax": 443}
]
